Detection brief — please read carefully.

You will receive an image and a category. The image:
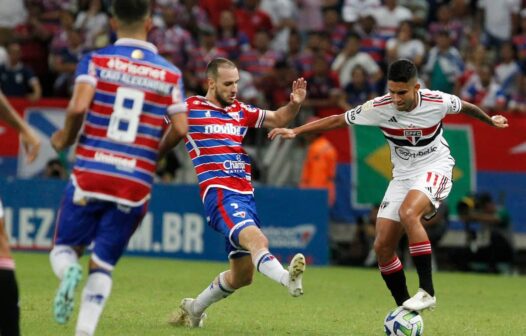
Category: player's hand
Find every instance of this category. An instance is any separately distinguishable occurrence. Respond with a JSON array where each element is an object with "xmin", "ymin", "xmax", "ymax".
[
  {"xmin": 490, "ymin": 115, "xmax": 508, "ymax": 128},
  {"xmin": 268, "ymin": 128, "xmax": 296, "ymax": 140},
  {"xmin": 51, "ymin": 129, "xmax": 65, "ymax": 152},
  {"xmin": 20, "ymin": 128, "xmax": 40, "ymax": 163},
  {"xmin": 290, "ymin": 77, "xmax": 307, "ymax": 105}
]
